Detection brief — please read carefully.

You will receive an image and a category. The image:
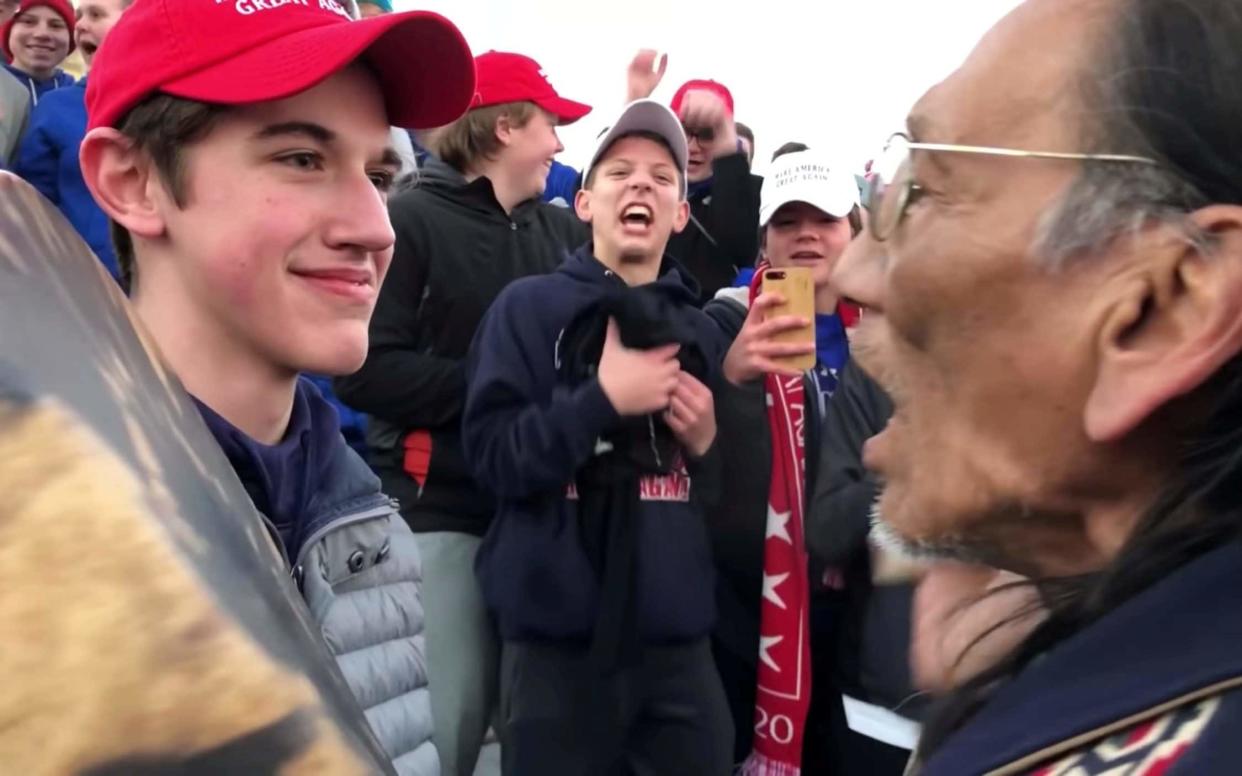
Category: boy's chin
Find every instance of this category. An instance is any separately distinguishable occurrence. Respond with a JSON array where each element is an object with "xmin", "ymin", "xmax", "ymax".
[{"xmin": 289, "ymin": 335, "xmax": 368, "ymax": 377}]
